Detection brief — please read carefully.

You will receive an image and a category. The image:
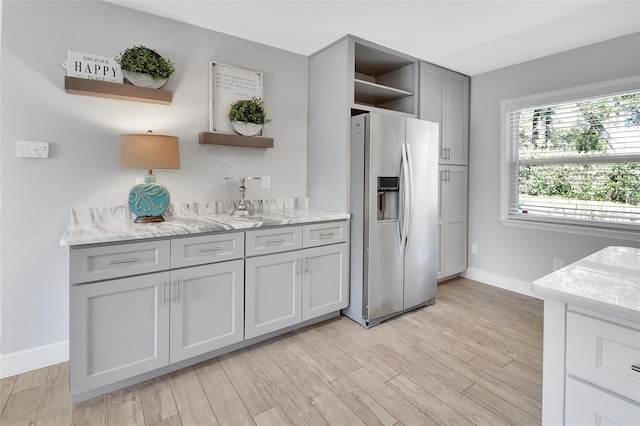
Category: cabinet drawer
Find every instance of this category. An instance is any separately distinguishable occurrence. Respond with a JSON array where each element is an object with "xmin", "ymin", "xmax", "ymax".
[
  {"xmin": 303, "ymin": 221, "xmax": 349, "ymax": 248},
  {"xmin": 566, "ymin": 311, "xmax": 640, "ymax": 403},
  {"xmin": 70, "ymin": 240, "xmax": 170, "ymax": 284},
  {"xmin": 171, "ymin": 232, "xmax": 244, "ymax": 268},
  {"xmin": 565, "ymin": 376, "xmax": 640, "ymax": 426},
  {"xmin": 245, "ymin": 227, "xmax": 302, "ymax": 257}
]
